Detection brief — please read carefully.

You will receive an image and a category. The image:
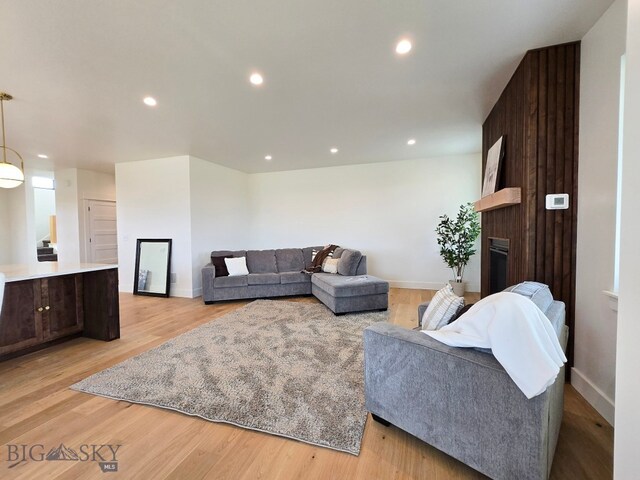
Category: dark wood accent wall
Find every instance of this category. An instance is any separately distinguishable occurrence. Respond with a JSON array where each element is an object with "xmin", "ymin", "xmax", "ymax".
[{"xmin": 481, "ymin": 42, "xmax": 580, "ymax": 370}]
